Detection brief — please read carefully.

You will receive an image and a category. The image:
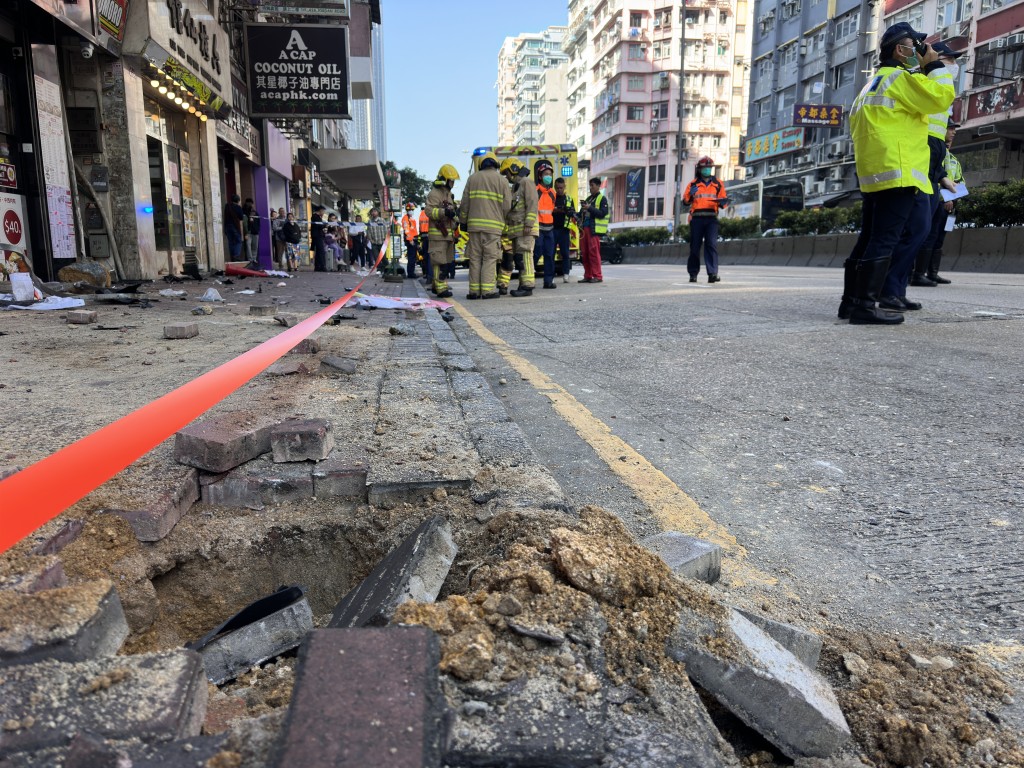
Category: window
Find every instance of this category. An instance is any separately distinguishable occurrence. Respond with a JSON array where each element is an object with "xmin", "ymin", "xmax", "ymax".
[
  {"xmin": 777, "ymin": 87, "xmax": 795, "ymax": 115},
  {"xmin": 628, "ymin": 75, "xmax": 645, "ymax": 90},
  {"xmin": 759, "ymin": 11, "xmax": 775, "ymax": 34},
  {"xmin": 628, "ymin": 43, "xmax": 645, "ymax": 59},
  {"xmin": 712, "ymin": 136, "xmax": 722, "ymax": 148},
  {"xmin": 973, "ymin": 47, "xmax": 1024, "ymax": 87},
  {"xmin": 627, "ymin": 105, "xmax": 645, "ymax": 120},
  {"xmin": 625, "ymin": 135, "xmax": 643, "ymax": 151},
  {"xmin": 684, "ymin": 9, "xmax": 700, "ymax": 25},
  {"xmin": 781, "ymin": 0, "xmax": 801, "ymax": 19},
  {"xmin": 756, "ymin": 56, "xmax": 773, "ymax": 78},
  {"xmin": 781, "ymin": 44, "xmax": 798, "ymax": 67},
  {"xmin": 936, "ymin": 0, "xmax": 966, "ymax": 27},
  {"xmin": 832, "ymin": 60, "xmax": 856, "ymax": 89},
  {"xmin": 980, "ymin": 0, "xmax": 1005, "ymax": 12},
  {"xmin": 649, "ymin": 164, "xmax": 666, "ymax": 182},
  {"xmin": 720, "ymin": 11, "xmax": 728, "ymax": 24},
  {"xmin": 647, "ymin": 197, "xmax": 665, "ymax": 216},
  {"xmin": 714, "ymin": 74, "xmax": 725, "ymax": 89},
  {"xmin": 630, "ymin": 12, "xmax": 643, "ymax": 27},
  {"xmin": 717, "ymin": 40, "xmax": 728, "ymax": 55},
  {"xmin": 651, "ymin": 135, "xmax": 668, "ymax": 151},
  {"xmin": 652, "ymin": 101, "xmax": 669, "ymax": 119},
  {"xmin": 834, "ymin": 11, "xmax": 860, "ymax": 40},
  {"xmin": 956, "ymin": 140, "xmax": 999, "ymax": 171},
  {"xmin": 756, "ymin": 98, "xmax": 771, "ymax": 118},
  {"xmin": 889, "ymin": 4, "xmax": 924, "ymax": 29}
]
